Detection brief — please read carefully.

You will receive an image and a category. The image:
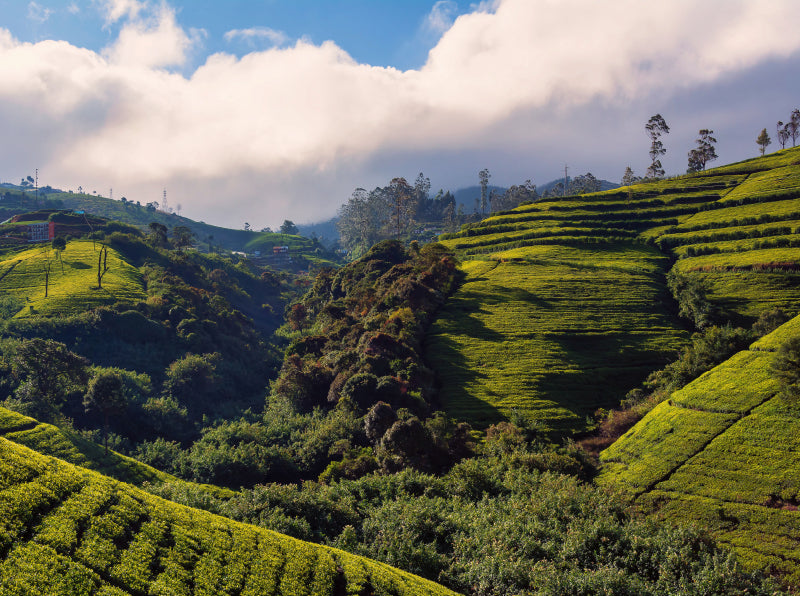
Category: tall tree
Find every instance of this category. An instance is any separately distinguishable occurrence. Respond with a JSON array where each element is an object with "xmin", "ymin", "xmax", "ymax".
[
  {"xmin": 756, "ymin": 128, "xmax": 772, "ymax": 156},
  {"xmin": 777, "ymin": 121, "xmax": 790, "ymax": 149},
  {"xmin": 97, "ymin": 245, "xmax": 109, "ymax": 288},
  {"xmin": 621, "ymin": 166, "xmax": 636, "ymax": 187},
  {"xmin": 280, "ymin": 220, "xmax": 299, "ymax": 235},
  {"xmin": 478, "ymin": 168, "xmax": 491, "ymax": 214},
  {"xmin": 789, "ymin": 109, "xmax": 800, "ymax": 147},
  {"xmin": 147, "ymin": 222, "xmax": 168, "ymax": 247},
  {"xmin": 172, "ymin": 226, "xmax": 195, "ymax": 252},
  {"xmin": 645, "ymin": 114, "xmax": 670, "ymax": 178},
  {"xmin": 336, "ymin": 187, "xmax": 385, "ymax": 256},
  {"xmin": 83, "ymin": 370, "xmax": 126, "ymax": 455},
  {"xmin": 386, "ymin": 177, "xmax": 416, "ymax": 238},
  {"xmin": 687, "ymin": 129, "xmax": 718, "ymax": 173}
]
